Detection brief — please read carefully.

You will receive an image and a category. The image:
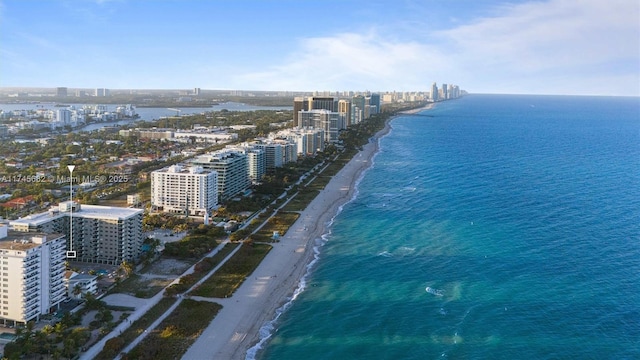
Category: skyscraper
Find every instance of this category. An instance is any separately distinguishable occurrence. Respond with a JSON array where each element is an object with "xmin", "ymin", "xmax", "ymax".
[
  {"xmin": 0, "ymin": 226, "xmax": 66, "ymax": 326},
  {"xmin": 308, "ymin": 96, "xmax": 337, "ymax": 112},
  {"xmin": 191, "ymin": 151, "xmax": 250, "ymax": 201},
  {"xmin": 293, "ymin": 97, "xmax": 308, "ymax": 127},
  {"xmin": 298, "ymin": 109, "xmax": 344, "ymax": 142},
  {"xmin": 338, "ymin": 99, "xmax": 352, "ymax": 126},
  {"xmin": 10, "ymin": 203, "xmax": 143, "ymax": 265},
  {"xmin": 430, "ymin": 82, "xmax": 439, "ymax": 101},
  {"xmin": 151, "ymin": 165, "xmax": 218, "ymax": 216}
]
